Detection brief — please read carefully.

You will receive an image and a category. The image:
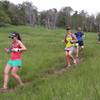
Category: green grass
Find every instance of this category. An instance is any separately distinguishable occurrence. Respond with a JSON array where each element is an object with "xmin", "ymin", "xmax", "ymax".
[{"xmin": 0, "ymin": 25, "xmax": 100, "ymax": 100}]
